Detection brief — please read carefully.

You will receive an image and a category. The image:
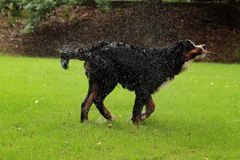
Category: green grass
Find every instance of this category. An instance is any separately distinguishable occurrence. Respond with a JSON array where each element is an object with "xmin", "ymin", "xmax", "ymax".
[{"xmin": 0, "ymin": 55, "xmax": 240, "ymax": 160}]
